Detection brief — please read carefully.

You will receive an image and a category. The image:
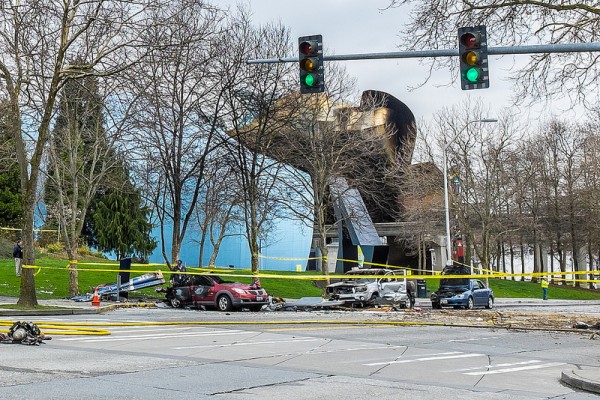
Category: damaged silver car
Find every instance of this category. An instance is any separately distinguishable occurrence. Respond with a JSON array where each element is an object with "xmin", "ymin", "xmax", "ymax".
[{"xmin": 325, "ymin": 268, "xmax": 410, "ymax": 307}]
